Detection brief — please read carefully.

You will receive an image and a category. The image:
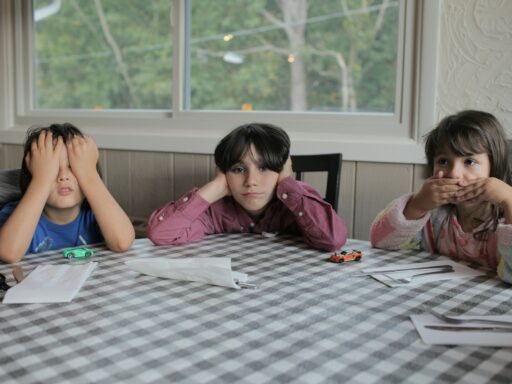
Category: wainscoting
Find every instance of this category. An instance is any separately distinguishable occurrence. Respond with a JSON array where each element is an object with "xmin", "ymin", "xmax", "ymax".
[{"xmin": 0, "ymin": 144, "xmax": 429, "ymax": 240}]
